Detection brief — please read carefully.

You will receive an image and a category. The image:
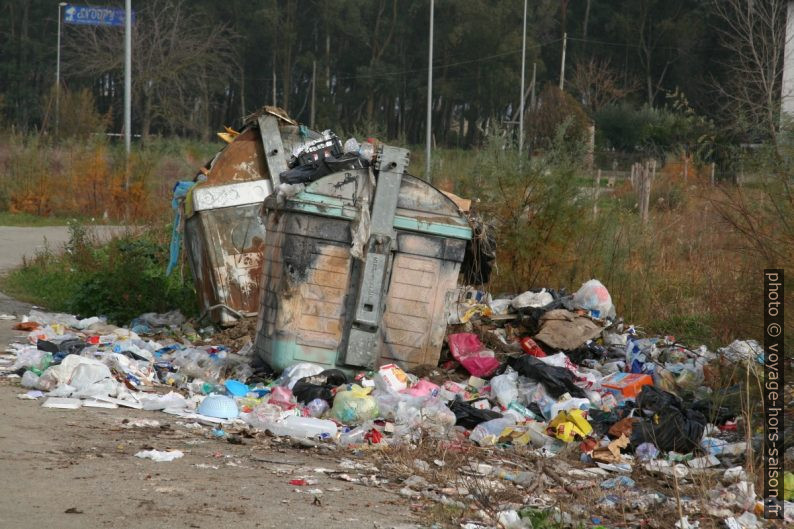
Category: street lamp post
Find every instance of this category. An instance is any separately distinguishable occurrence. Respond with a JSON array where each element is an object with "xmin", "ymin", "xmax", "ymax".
[
  {"xmin": 425, "ymin": 0, "xmax": 434, "ymax": 182},
  {"xmin": 519, "ymin": 0, "xmax": 527, "ymax": 156},
  {"xmin": 56, "ymin": 2, "xmax": 67, "ymax": 135}
]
